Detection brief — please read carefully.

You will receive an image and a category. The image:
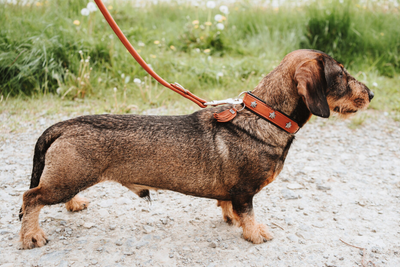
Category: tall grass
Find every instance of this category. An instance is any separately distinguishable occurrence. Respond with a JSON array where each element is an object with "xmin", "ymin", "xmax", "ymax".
[
  {"xmin": 0, "ymin": 0, "xmax": 399, "ymax": 113},
  {"xmin": 302, "ymin": 1, "xmax": 400, "ymax": 77}
]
